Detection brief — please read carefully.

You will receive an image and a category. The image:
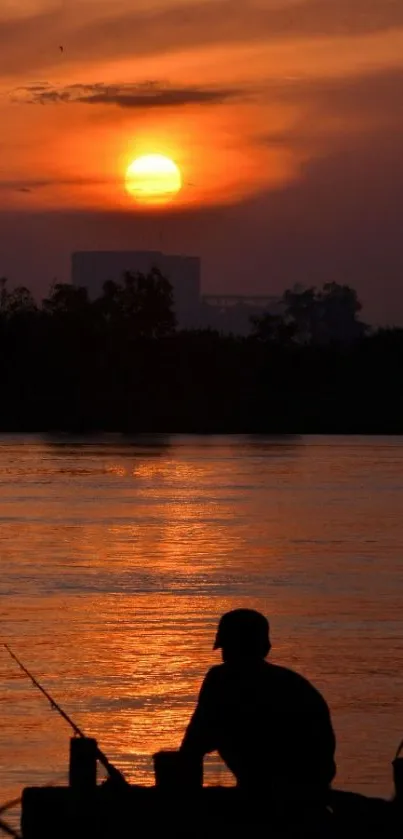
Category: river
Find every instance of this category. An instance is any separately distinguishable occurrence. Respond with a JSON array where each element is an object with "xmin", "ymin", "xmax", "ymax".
[{"xmin": 1, "ymin": 434, "xmax": 403, "ymax": 820}]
